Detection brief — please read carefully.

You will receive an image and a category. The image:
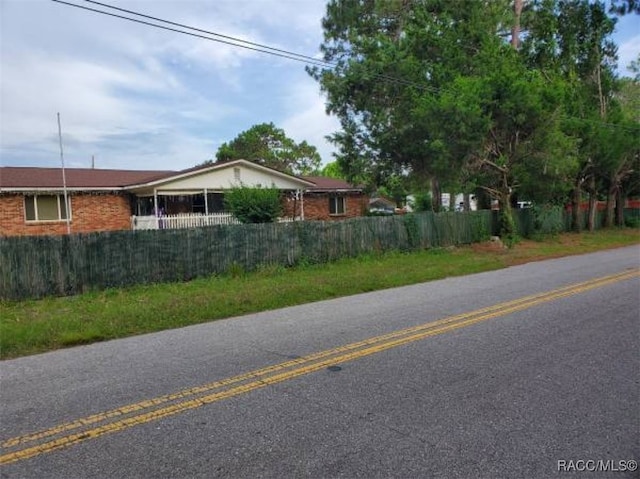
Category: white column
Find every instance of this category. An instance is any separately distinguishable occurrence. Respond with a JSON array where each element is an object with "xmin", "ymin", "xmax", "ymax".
[
  {"xmin": 153, "ymin": 189, "xmax": 159, "ymax": 229},
  {"xmin": 299, "ymin": 189, "xmax": 304, "ymax": 221}
]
